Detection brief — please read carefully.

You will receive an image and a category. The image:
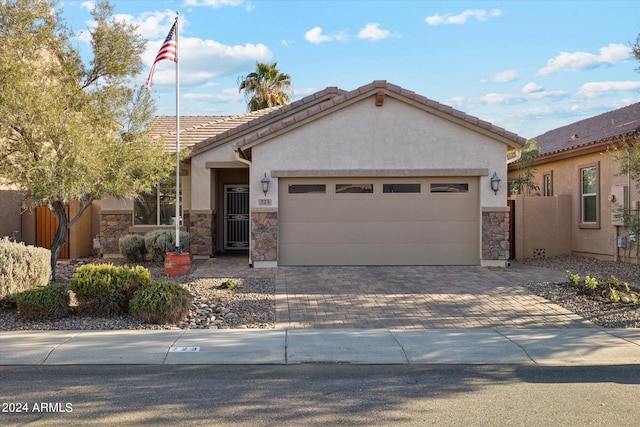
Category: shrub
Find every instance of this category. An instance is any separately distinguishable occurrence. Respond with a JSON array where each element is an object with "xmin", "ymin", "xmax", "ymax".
[
  {"xmin": 129, "ymin": 280, "xmax": 193, "ymax": 324},
  {"xmin": 0, "ymin": 237, "xmax": 51, "ymax": 305},
  {"xmin": 70, "ymin": 264, "xmax": 152, "ymax": 316},
  {"xmin": 16, "ymin": 284, "xmax": 69, "ymax": 320},
  {"xmin": 566, "ymin": 271, "xmax": 580, "ymax": 285},
  {"xmin": 584, "ymin": 276, "xmax": 598, "ymax": 291},
  {"xmin": 119, "ymin": 235, "xmax": 147, "ymax": 263},
  {"xmin": 144, "ymin": 230, "xmax": 190, "ymax": 263}
]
